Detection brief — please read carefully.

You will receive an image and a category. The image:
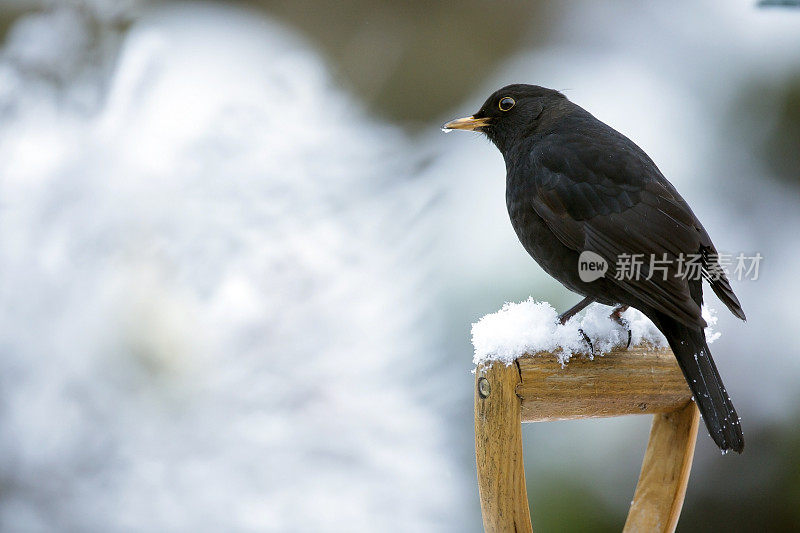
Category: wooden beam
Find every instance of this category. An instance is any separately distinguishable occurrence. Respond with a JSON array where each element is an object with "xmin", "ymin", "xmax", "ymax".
[
  {"xmin": 516, "ymin": 346, "xmax": 692, "ymax": 422},
  {"xmin": 474, "ymin": 361, "xmax": 532, "ymax": 533},
  {"xmin": 624, "ymin": 401, "xmax": 700, "ymax": 532}
]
